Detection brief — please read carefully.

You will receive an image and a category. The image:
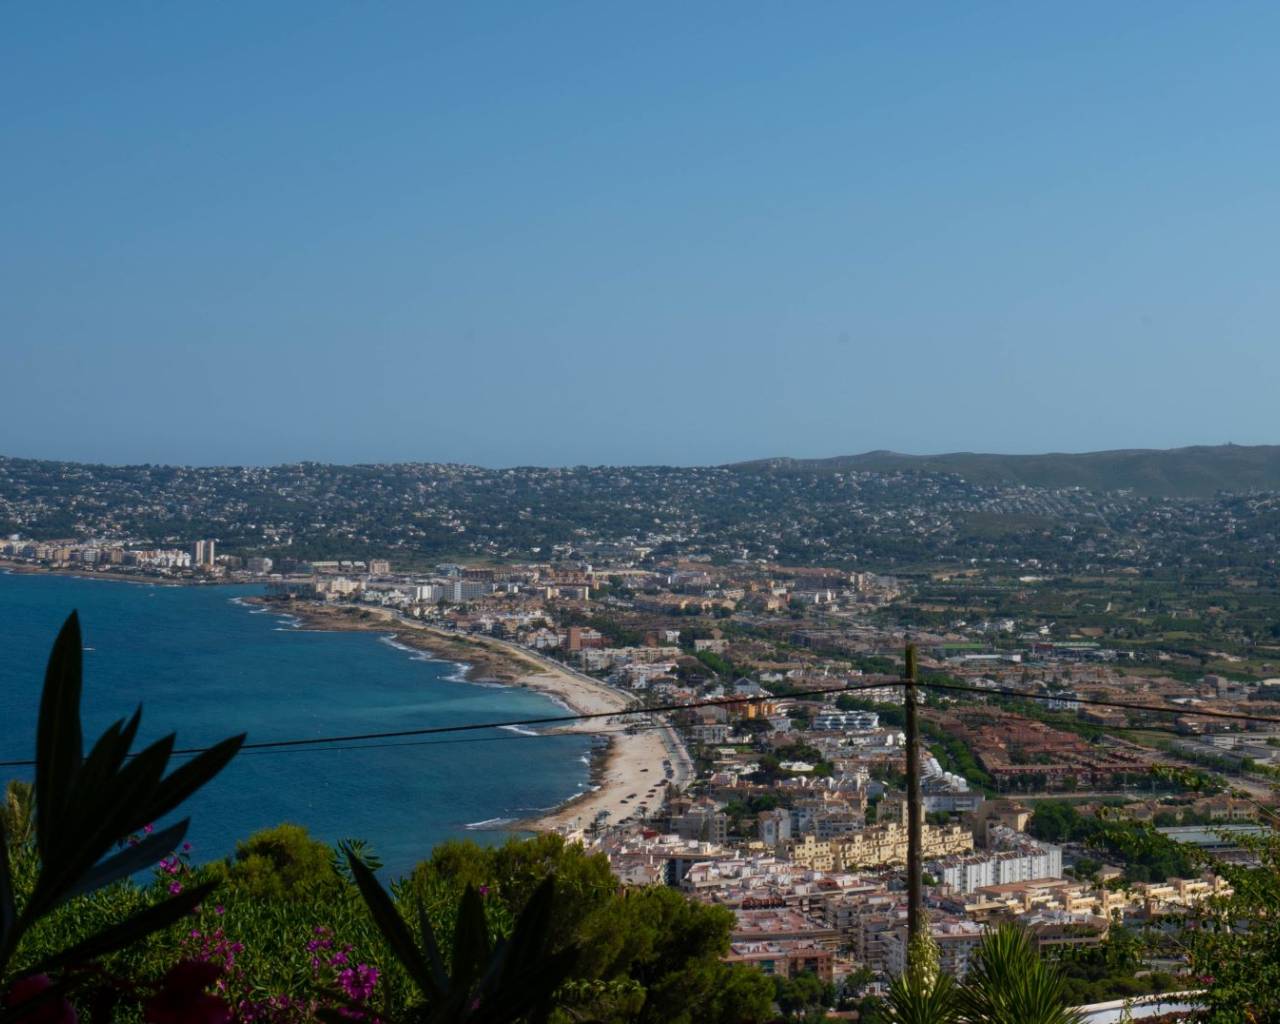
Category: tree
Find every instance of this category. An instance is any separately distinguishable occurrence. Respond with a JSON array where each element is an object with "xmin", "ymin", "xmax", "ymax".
[
  {"xmin": 1185, "ymin": 831, "xmax": 1280, "ymax": 1022},
  {"xmin": 885, "ymin": 925, "xmax": 1082, "ymax": 1024},
  {"xmin": 955, "ymin": 925, "xmax": 1083, "ymax": 1024},
  {"xmin": 573, "ymin": 886, "xmax": 772, "ymax": 1024},
  {"xmin": 407, "ymin": 834, "xmax": 616, "ymax": 955},
  {"xmin": 774, "ymin": 971, "xmax": 834, "ymax": 1015},
  {"xmin": 223, "ymin": 823, "xmax": 343, "ymax": 899},
  {"xmin": 342, "ymin": 848, "xmax": 579, "ymax": 1024}
]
